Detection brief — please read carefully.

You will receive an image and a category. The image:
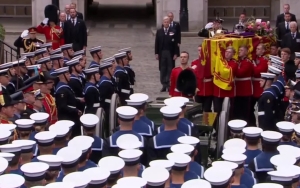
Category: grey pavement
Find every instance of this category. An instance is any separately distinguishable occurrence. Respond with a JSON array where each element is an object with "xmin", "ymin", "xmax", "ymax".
[{"xmin": 4, "ymin": 28, "xmax": 203, "ymax": 101}]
